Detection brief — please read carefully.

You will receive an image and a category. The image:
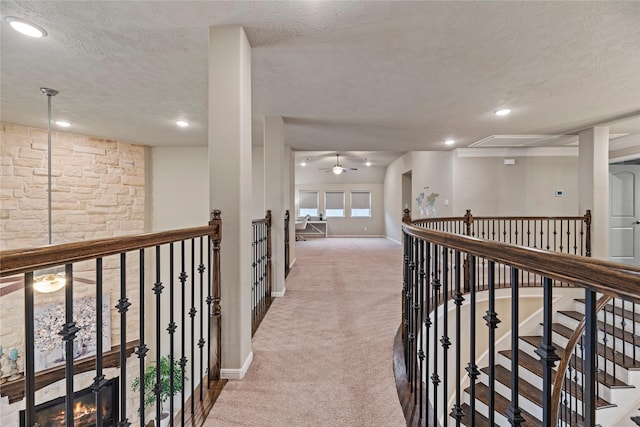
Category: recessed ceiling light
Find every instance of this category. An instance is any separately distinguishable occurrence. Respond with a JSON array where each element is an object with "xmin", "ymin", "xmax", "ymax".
[
  {"xmin": 445, "ymin": 139, "xmax": 455, "ymax": 146},
  {"xmin": 55, "ymin": 120, "xmax": 71, "ymax": 127},
  {"xmin": 301, "ymin": 161, "xmax": 307, "ymax": 167},
  {"xmin": 4, "ymin": 17, "xmax": 47, "ymax": 38},
  {"xmin": 365, "ymin": 160, "xmax": 372, "ymax": 166},
  {"xmin": 494, "ymin": 108, "xmax": 512, "ymax": 116},
  {"xmin": 175, "ymin": 120, "xmax": 189, "ymax": 127}
]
